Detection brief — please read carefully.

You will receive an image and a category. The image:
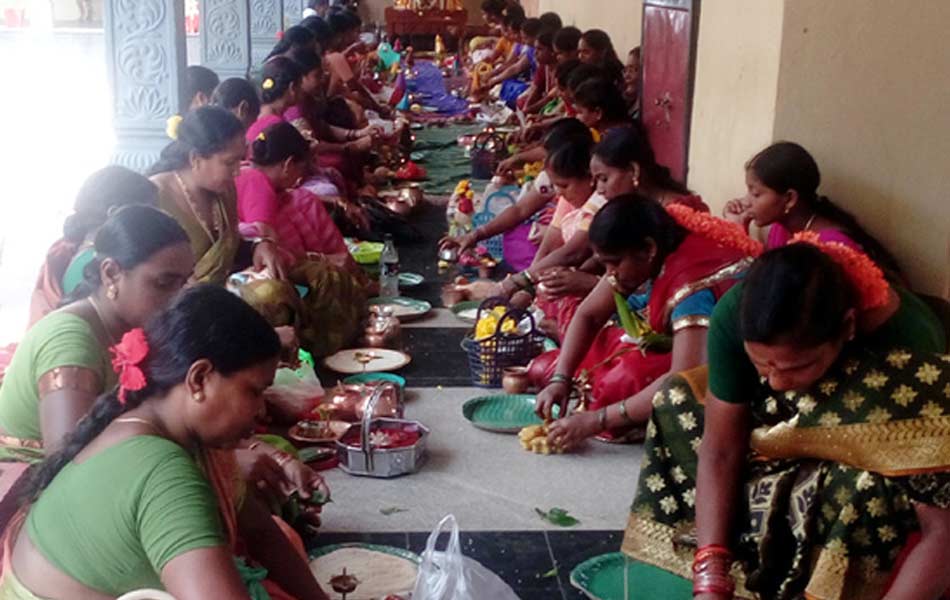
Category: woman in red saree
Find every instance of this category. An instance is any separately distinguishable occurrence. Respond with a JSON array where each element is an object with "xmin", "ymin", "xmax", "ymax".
[{"xmin": 534, "ymin": 197, "xmax": 756, "ymax": 446}]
